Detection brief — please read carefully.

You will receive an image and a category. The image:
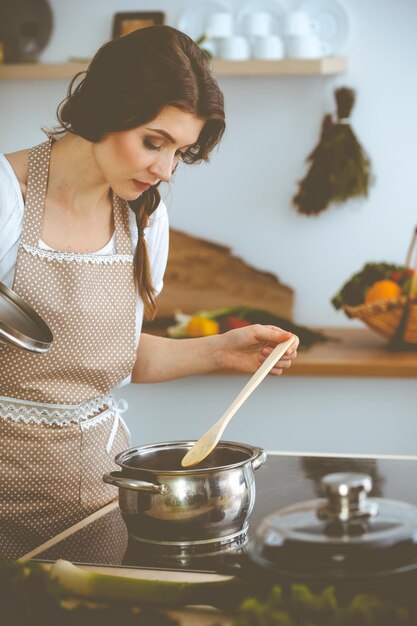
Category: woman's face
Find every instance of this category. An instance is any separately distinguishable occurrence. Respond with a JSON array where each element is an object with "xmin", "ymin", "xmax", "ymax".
[{"xmin": 93, "ymin": 105, "xmax": 206, "ymax": 200}]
